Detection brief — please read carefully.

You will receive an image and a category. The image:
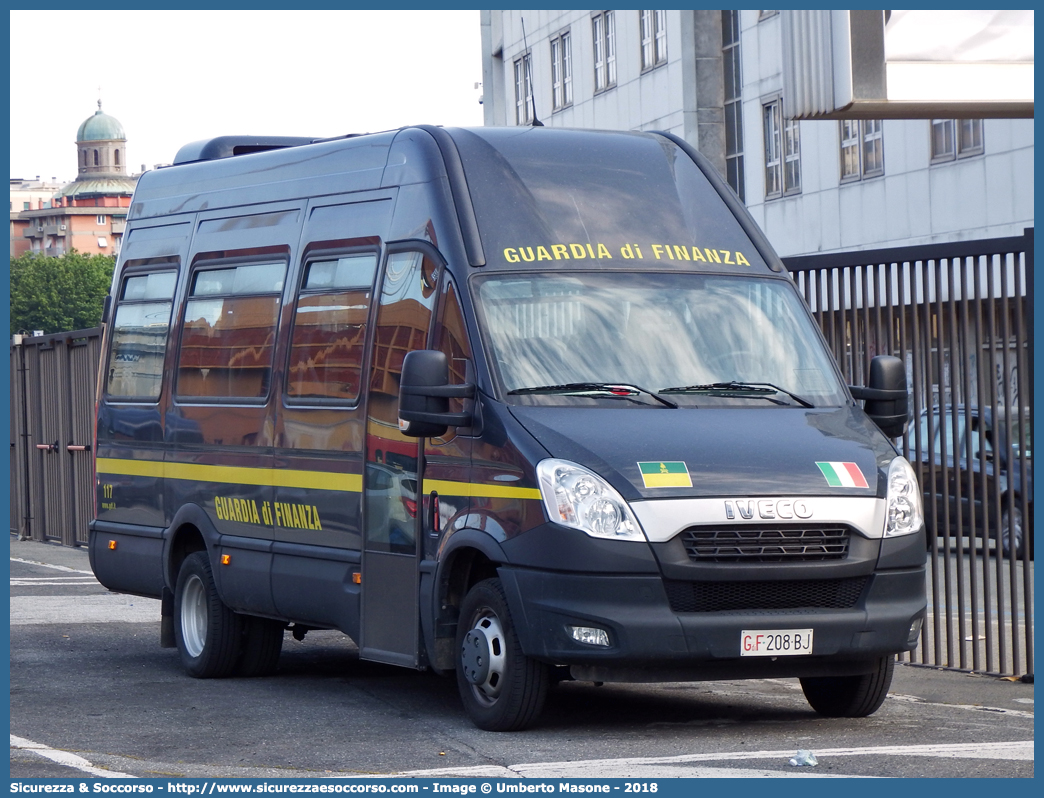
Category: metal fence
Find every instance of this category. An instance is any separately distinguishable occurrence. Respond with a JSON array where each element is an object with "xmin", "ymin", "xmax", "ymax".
[
  {"xmin": 8, "ymin": 230, "xmax": 1034, "ymax": 678},
  {"xmin": 785, "ymin": 228, "xmax": 1034, "ymax": 679},
  {"xmin": 10, "ymin": 328, "xmax": 100, "ymax": 547}
]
